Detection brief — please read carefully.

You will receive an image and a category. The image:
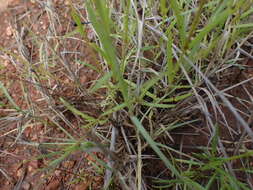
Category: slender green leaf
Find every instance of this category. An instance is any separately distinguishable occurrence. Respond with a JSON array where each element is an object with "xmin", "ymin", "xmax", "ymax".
[
  {"xmin": 89, "ymin": 71, "xmax": 112, "ymax": 93},
  {"xmin": 70, "ymin": 6, "xmax": 86, "ymax": 37},
  {"xmin": 170, "ymin": 0, "xmax": 186, "ymax": 48},
  {"xmin": 141, "ymin": 102, "xmax": 175, "ymax": 108},
  {"xmin": 166, "ymin": 20, "xmax": 176, "ymax": 84},
  {"xmin": 60, "ymin": 98, "xmax": 95, "ymax": 121},
  {"xmin": 162, "ymin": 93, "xmax": 192, "ymax": 103},
  {"xmin": 140, "ymin": 73, "xmax": 164, "ymax": 100},
  {"xmin": 86, "ymin": 0, "xmax": 129, "ymax": 105},
  {"xmin": 131, "ymin": 116, "xmax": 205, "ymax": 190},
  {"xmin": 189, "ymin": 8, "xmax": 234, "ymax": 49},
  {"xmin": 0, "ymin": 81, "xmax": 21, "ymax": 111},
  {"xmin": 101, "ymin": 102, "xmax": 127, "ymax": 117},
  {"xmin": 78, "ymin": 61, "xmax": 100, "ymax": 72}
]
